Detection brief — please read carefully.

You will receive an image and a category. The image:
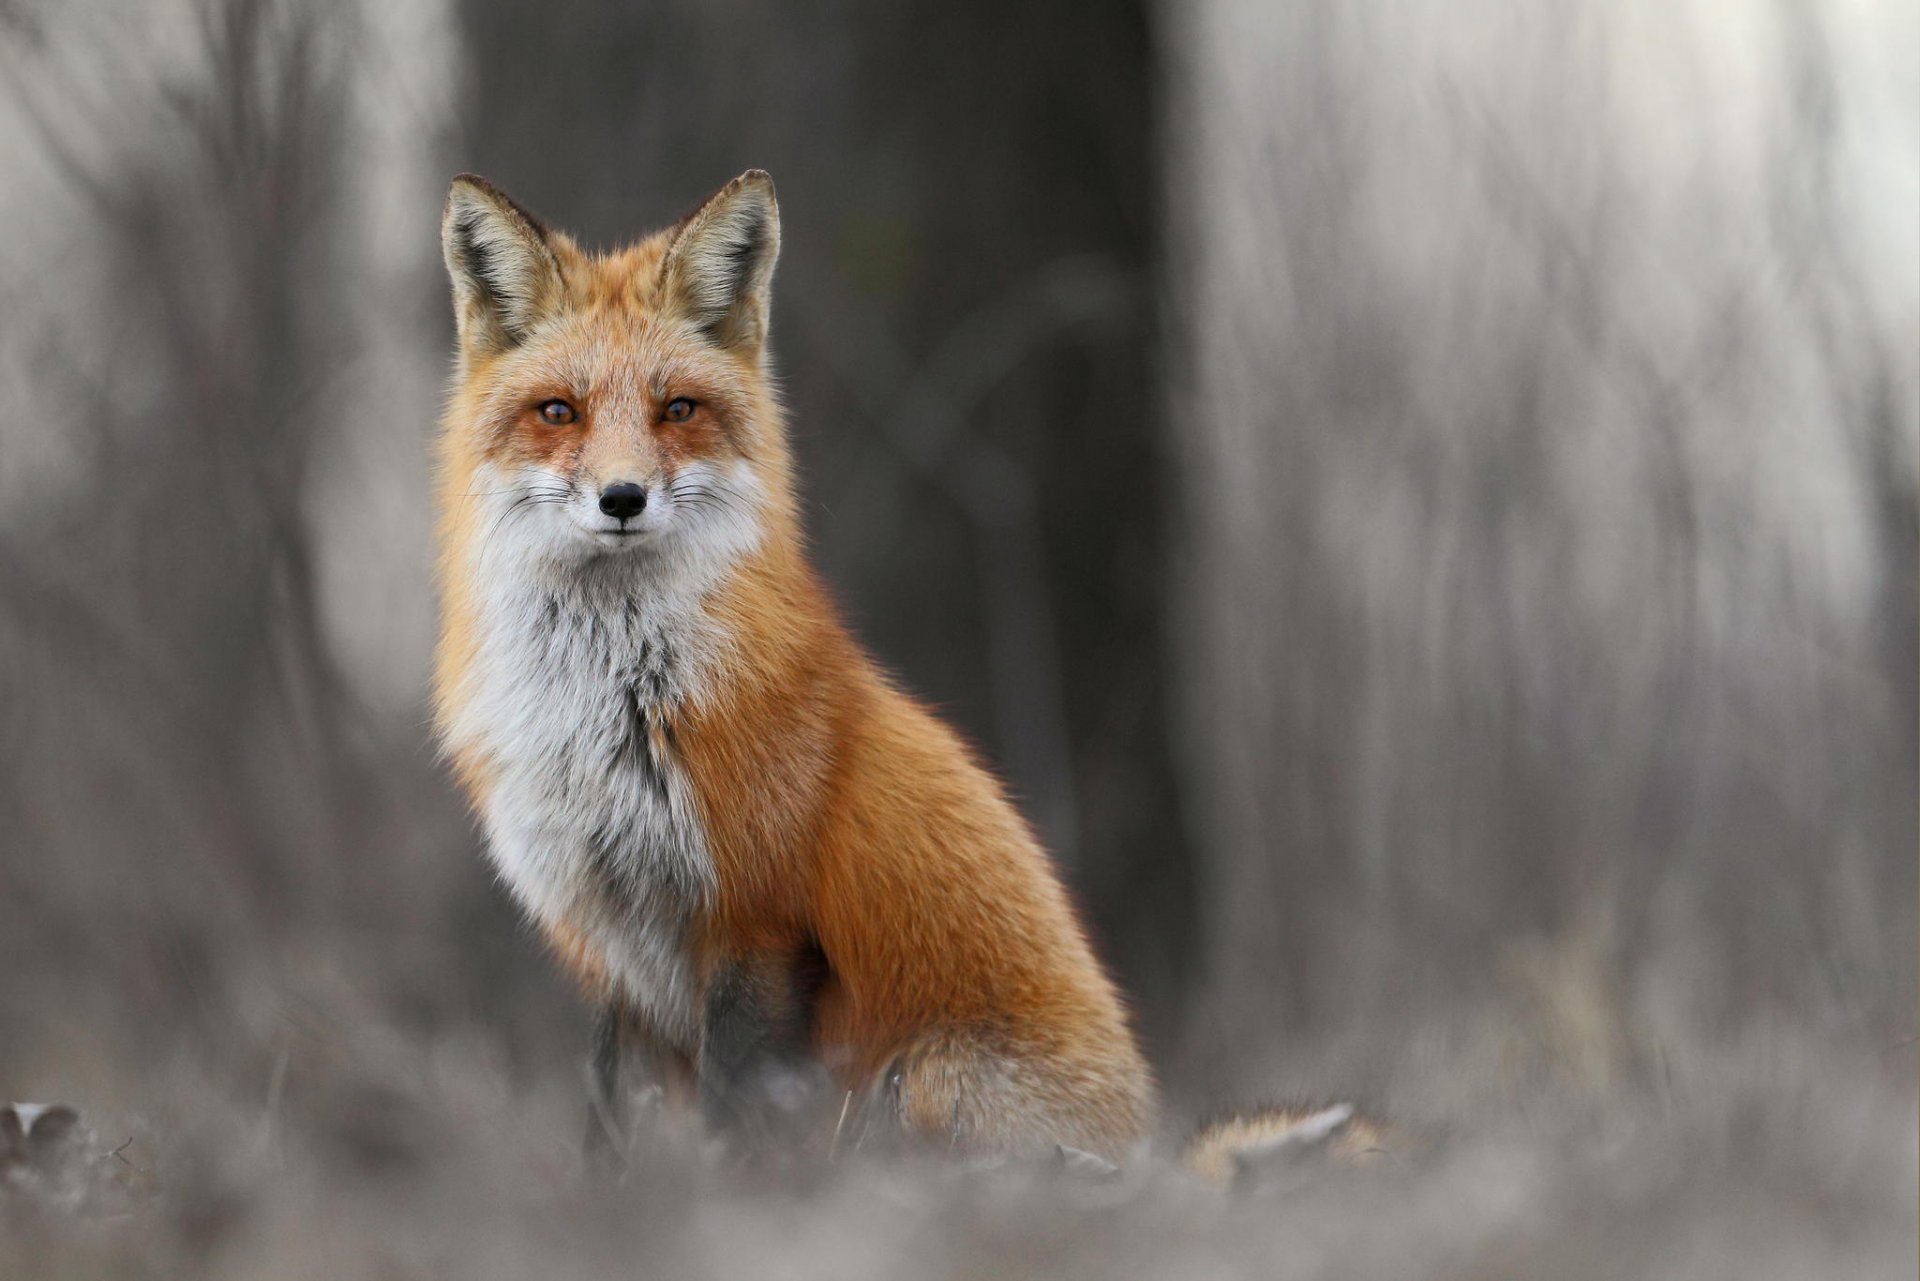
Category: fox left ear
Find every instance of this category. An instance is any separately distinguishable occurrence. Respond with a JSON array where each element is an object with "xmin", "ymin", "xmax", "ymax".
[{"xmin": 660, "ymin": 170, "xmax": 781, "ymax": 351}]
